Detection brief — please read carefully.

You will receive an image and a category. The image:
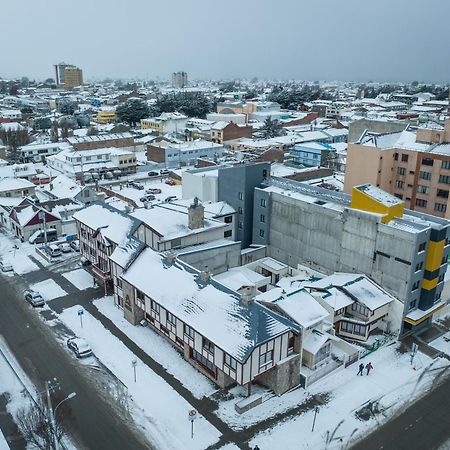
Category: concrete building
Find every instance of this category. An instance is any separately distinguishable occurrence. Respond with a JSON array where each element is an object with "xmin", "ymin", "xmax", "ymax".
[
  {"xmin": 171, "ymin": 71, "xmax": 188, "ymax": 88},
  {"xmin": 0, "ymin": 178, "xmax": 35, "ymax": 198},
  {"xmin": 344, "ymin": 119, "xmax": 450, "ymax": 219},
  {"xmin": 211, "ymin": 122, "xmax": 252, "ymax": 144},
  {"xmin": 252, "ymin": 177, "xmax": 450, "ymax": 336},
  {"xmin": 67, "ymin": 132, "xmax": 135, "ymax": 151},
  {"xmin": 347, "ymin": 118, "xmax": 408, "ymax": 143},
  {"xmin": 141, "ymin": 112, "xmax": 188, "ymax": 135},
  {"xmin": 182, "ymin": 165, "xmax": 232, "ymax": 202},
  {"xmin": 218, "ymin": 163, "xmax": 270, "ymax": 248},
  {"xmin": 19, "ymin": 142, "xmax": 69, "ymax": 163},
  {"xmin": 96, "ymin": 109, "xmax": 117, "ymax": 124},
  {"xmin": 291, "ymin": 142, "xmax": 336, "ymax": 167},
  {"xmin": 147, "ymin": 139, "xmax": 224, "ymax": 167},
  {"xmin": 54, "ymin": 62, "xmax": 69, "ymax": 85},
  {"xmin": 63, "ymin": 66, "xmax": 83, "ymax": 89}
]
